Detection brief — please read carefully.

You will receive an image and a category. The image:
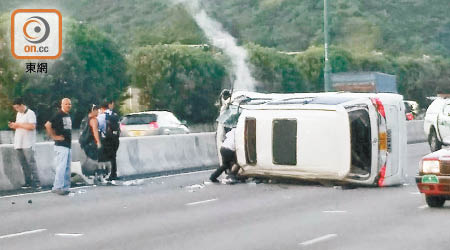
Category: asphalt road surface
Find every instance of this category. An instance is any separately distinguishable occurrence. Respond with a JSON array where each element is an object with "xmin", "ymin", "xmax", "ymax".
[{"xmin": 1, "ymin": 142, "xmax": 449, "ymax": 250}]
